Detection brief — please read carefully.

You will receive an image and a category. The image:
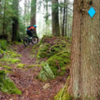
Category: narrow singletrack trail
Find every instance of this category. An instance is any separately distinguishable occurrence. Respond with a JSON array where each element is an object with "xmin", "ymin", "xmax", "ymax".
[
  {"xmin": 17, "ymin": 44, "xmax": 37, "ymax": 65},
  {"xmin": 0, "ymin": 44, "xmax": 69, "ymax": 100}
]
